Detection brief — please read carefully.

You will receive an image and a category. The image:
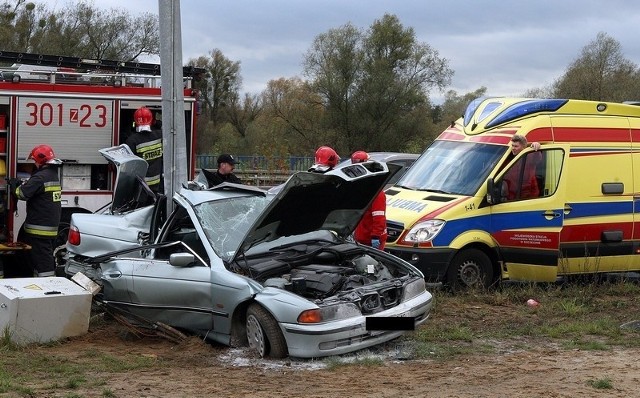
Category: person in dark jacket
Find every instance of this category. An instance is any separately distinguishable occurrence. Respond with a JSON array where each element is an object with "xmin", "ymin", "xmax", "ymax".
[
  {"xmin": 12, "ymin": 144, "xmax": 62, "ymax": 277},
  {"xmin": 125, "ymin": 106, "xmax": 163, "ymax": 193},
  {"xmin": 201, "ymin": 153, "xmax": 242, "ymax": 187}
]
